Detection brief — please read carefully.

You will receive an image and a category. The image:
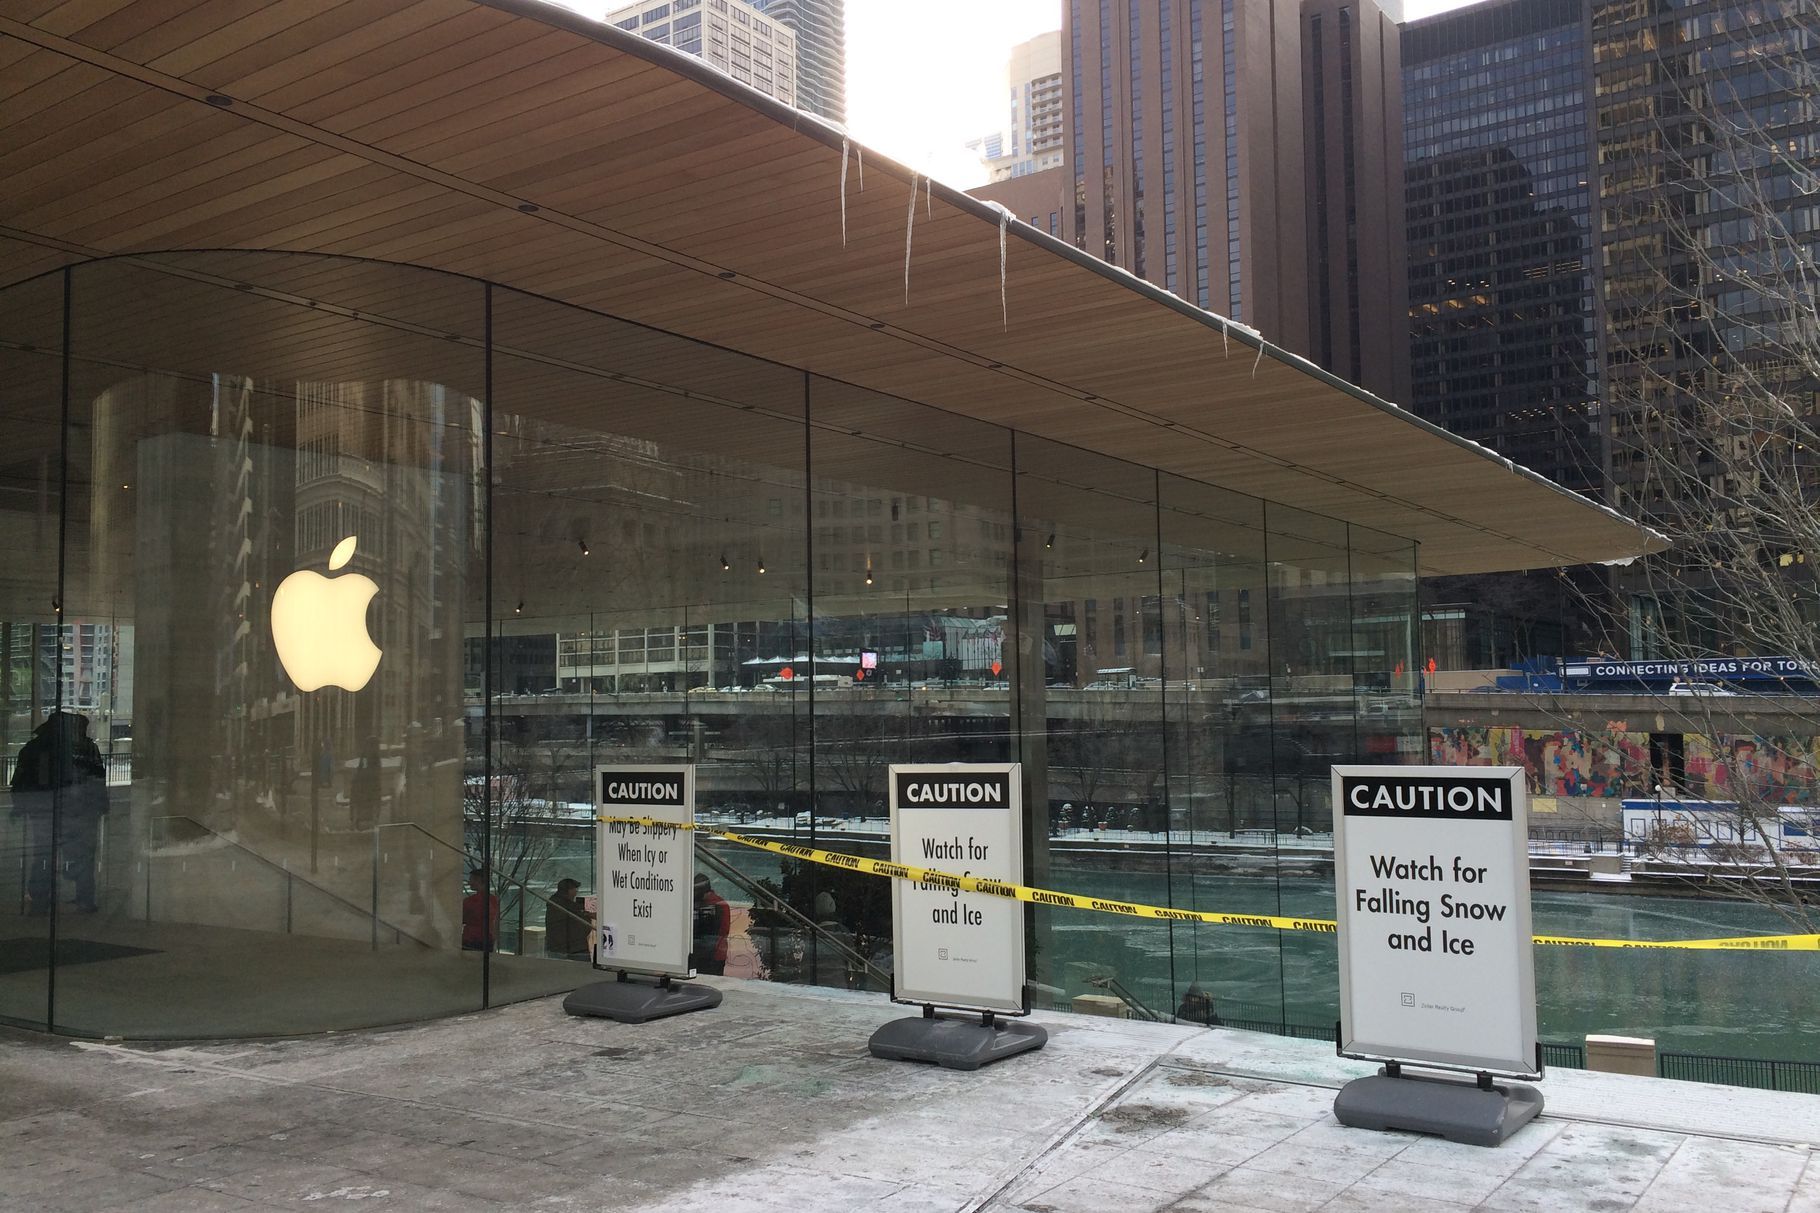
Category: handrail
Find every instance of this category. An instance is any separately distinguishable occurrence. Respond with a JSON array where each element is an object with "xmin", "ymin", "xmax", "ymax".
[
  {"xmin": 379, "ymin": 820, "xmax": 594, "ymax": 943},
  {"xmin": 390, "ymin": 819, "xmax": 889, "ymax": 986},
  {"xmin": 1088, "ymin": 973, "xmax": 1168, "ymax": 1022},
  {"xmin": 696, "ymin": 842, "xmax": 893, "ymax": 989},
  {"xmin": 149, "ymin": 814, "xmax": 432, "ymax": 948}
]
